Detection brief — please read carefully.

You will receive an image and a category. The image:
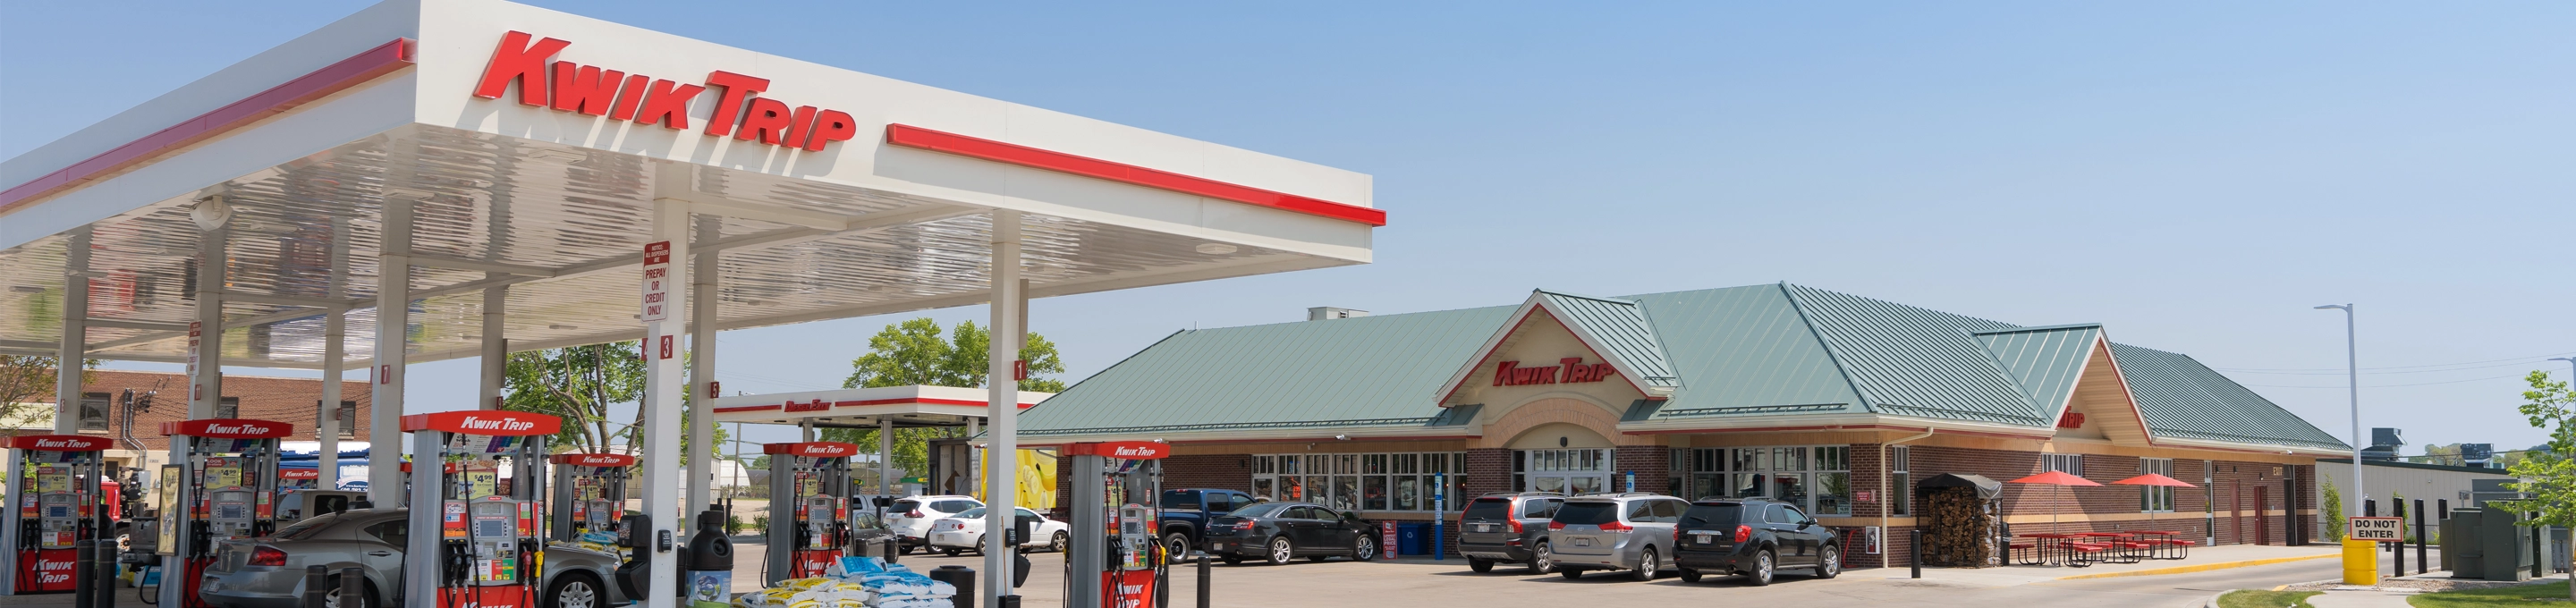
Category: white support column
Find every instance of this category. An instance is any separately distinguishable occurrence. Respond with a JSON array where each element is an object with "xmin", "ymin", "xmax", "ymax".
[
  {"xmin": 688, "ymin": 217, "xmax": 720, "ymax": 513},
  {"xmin": 639, "ymin": 169, "xmax": 693, "ymax": 608},
  {"xmin": 318, "ymin": 215, "xmax": 347, "ymax": 489},
  {"xmin": 54, "ymin": 226, "xmax": 91, "ymax": 434},
  {"xmin": 965, "ymin": 418, "xmax": 979, "ymax": 496},
  {"xmin": 190, "ymin": 226, "xmax": 227, "ymax": 418},
  {"xmin": 369, "ymin": 196, "xmax": 412, "ymax": 508},
  {"xmin": 479, "ymin": 283, "xmax": 509, "ymax": 413},
  {"xmin": 877, "ymin": 418, "xmax": 894, "ymax": 497},
  {"xmin": 981, "ymin": 210, "xmax": 1023, "ymax": 607}
]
